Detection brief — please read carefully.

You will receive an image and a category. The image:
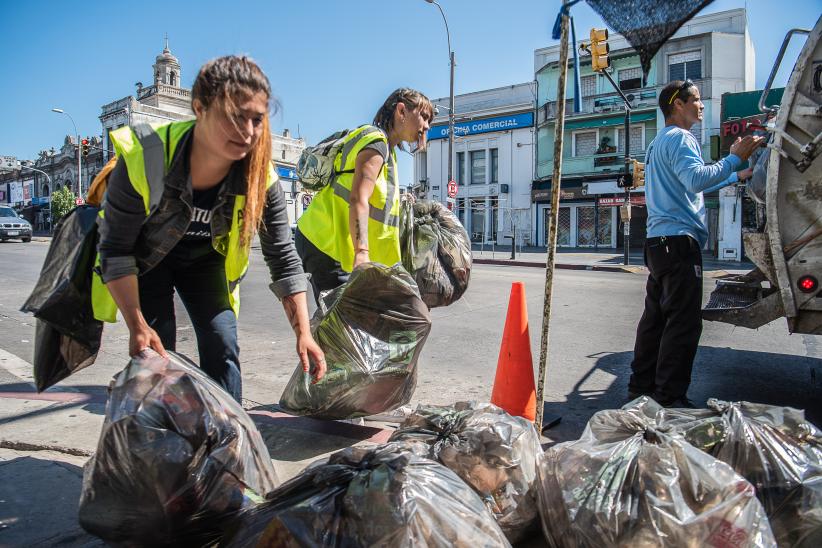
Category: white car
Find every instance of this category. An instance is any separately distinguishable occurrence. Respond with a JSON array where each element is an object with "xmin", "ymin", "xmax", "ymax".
[{"xmin": 0, "ymin": 206, "xmax": 32, "ymax": 242}]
